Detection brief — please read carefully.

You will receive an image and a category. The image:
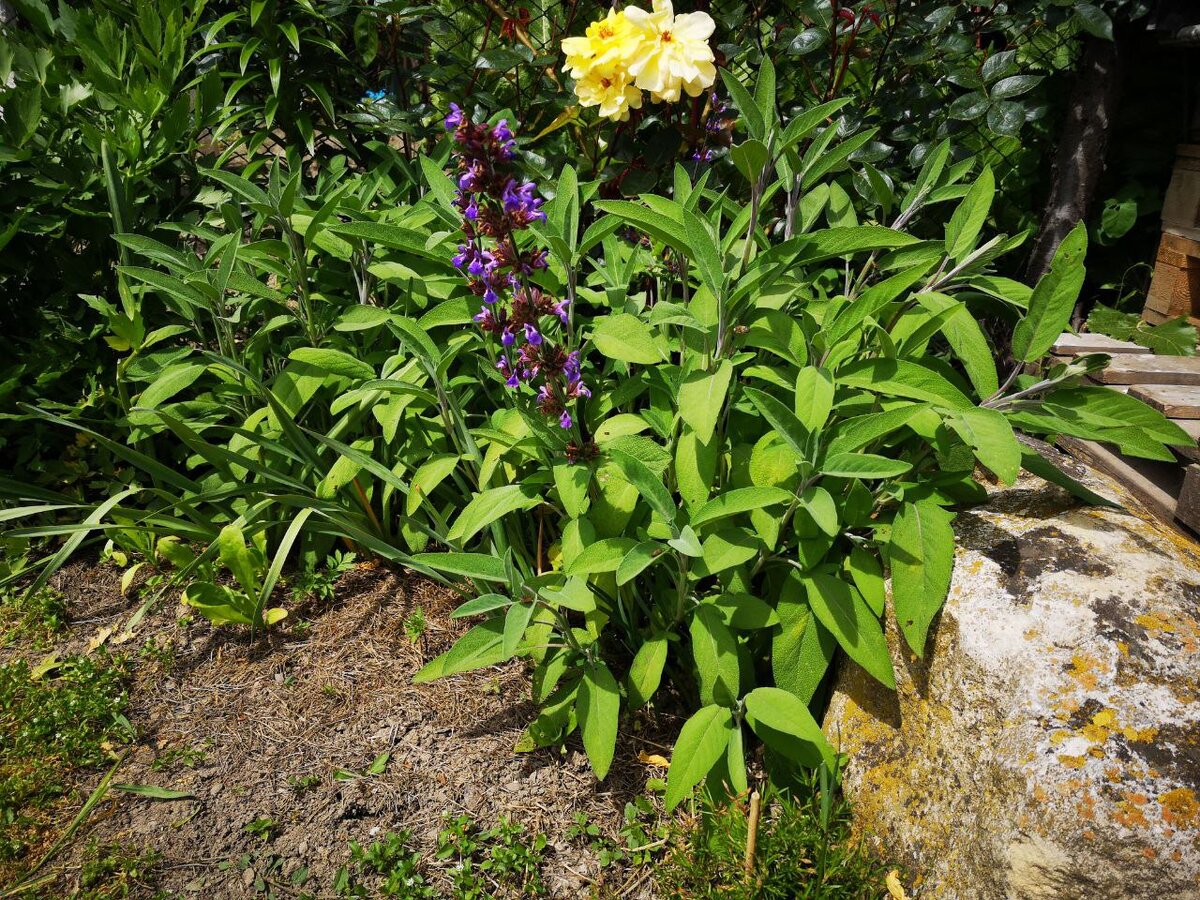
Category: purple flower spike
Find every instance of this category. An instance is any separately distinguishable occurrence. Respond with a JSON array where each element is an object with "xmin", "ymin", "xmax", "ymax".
[{"xmin": 447, "ymin": 103, "xmax": 590, "ymax": 437}]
